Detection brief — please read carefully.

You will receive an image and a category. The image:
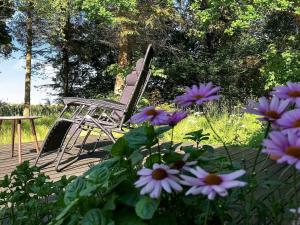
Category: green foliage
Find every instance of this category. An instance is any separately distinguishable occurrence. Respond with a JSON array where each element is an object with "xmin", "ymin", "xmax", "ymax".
[
  {"xmin": 262, "ymin": 41, "xmax": 300, "ymax": 89},
  {"xmin": 0, "ymin": 161, "xmax": 73, "ymax": 225},
  {"xmin": 0, "ymin": 0, "xmax": 14, "ymax": 56},
  {"xmin": 80, "ymin": 0, "xmax": 137, "ymax": 22},
  {"xmin": 184, "ymin": 129, "xmax": 210, "ymax": 147}
]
